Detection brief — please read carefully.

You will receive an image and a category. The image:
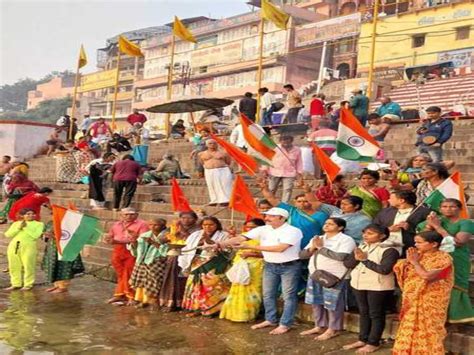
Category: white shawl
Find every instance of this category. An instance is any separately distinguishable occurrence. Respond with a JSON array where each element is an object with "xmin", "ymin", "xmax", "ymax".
[{"xmin": 178, "ymin": 229, "xmax": 228, "ymax": 271}]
